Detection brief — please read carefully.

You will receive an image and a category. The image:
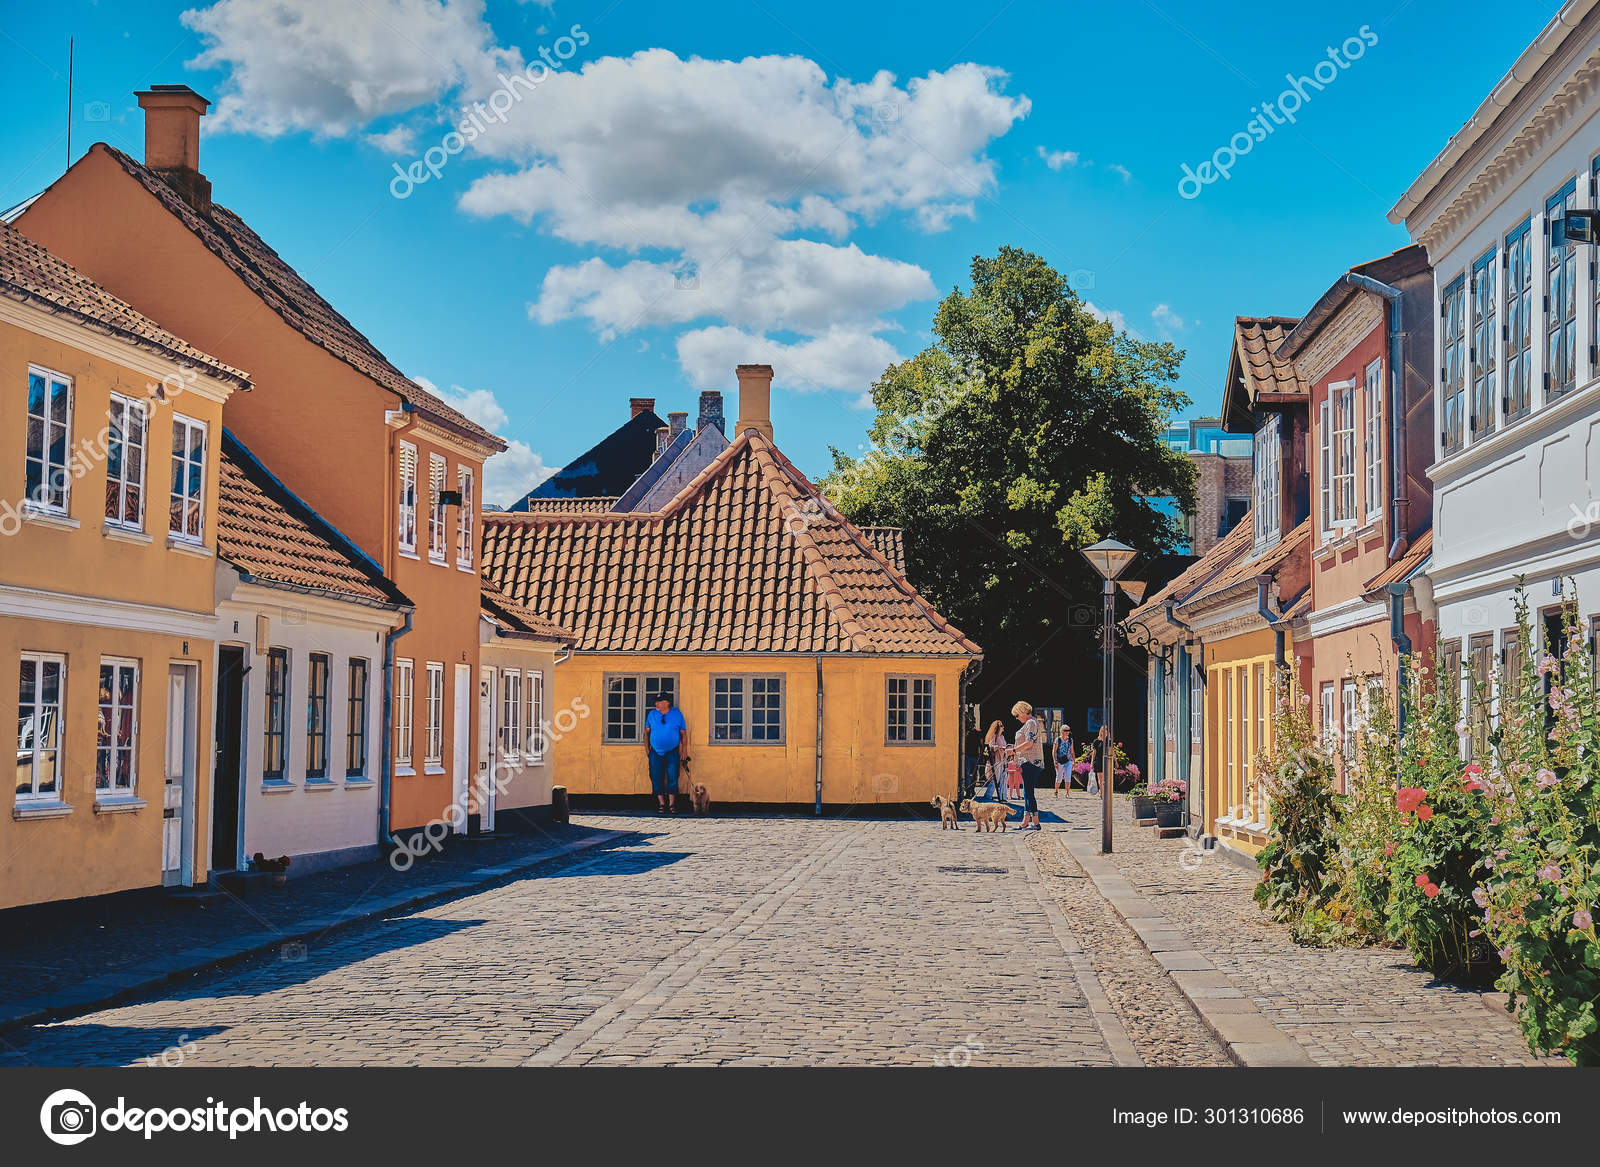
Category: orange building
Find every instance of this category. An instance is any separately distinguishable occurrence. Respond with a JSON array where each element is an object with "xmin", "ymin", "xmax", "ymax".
[{"xmin": 16, "ymin": 86, "xmax": 506, "ymax": 840}]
